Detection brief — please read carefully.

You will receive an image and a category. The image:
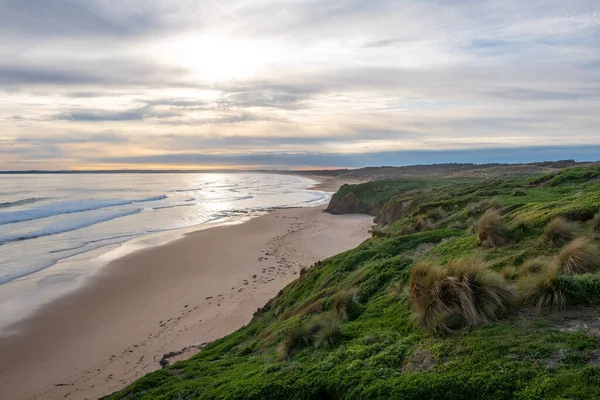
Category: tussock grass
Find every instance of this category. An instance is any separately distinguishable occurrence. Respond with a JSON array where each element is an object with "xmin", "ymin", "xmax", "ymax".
[
  {"xmin": 329, "ymin": 289, "xmax": 361, "ymax": 320},
  {"xmin": 542, "ymin": 217, "xmax": 578, "ymax": 247},
  {"xmin": 412, "ymin": 216, "xmax": 429, "ymax": 232},
  {"xmin": 312, "ymin": 315, "xmax": 342, "ymax": 349},
  {"xmin": 518, "ymin": 257, "xmax": 550, "ymax": 277},
  {"xmin": 277, "ymin": 314, "xmax": 344, "ymax": 358},
  {"xmin": 426, "ymin": 207, "xmax": 446, "ymax": 222},
  {"xmin": 476, "ymin": 210, "xmax": 509, "ymax": 248},
  {"xmin": 467, "ymin": 198, "xmax": 501, "ymax": 218},
  {"xmin": 517, "ymin": 263, "xmax": 565, "ymax": 311},
  {"xmin": 408, "ymin": 260, "xmax": 515, "ymax": 334},
  {"xmin": 500, "ymin": 266, "xmax": 518, "ymax": 280},
  {"xmin": 591, "ymin": 212, "xmax": 600, "ymax": 233},
  {"xmin": 557, "ymin": 237, "xmax": 600, "ymax": 275},
  {"xmin": 277, "ymin": 323, "xmax": 314, "ymax": 359}
]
